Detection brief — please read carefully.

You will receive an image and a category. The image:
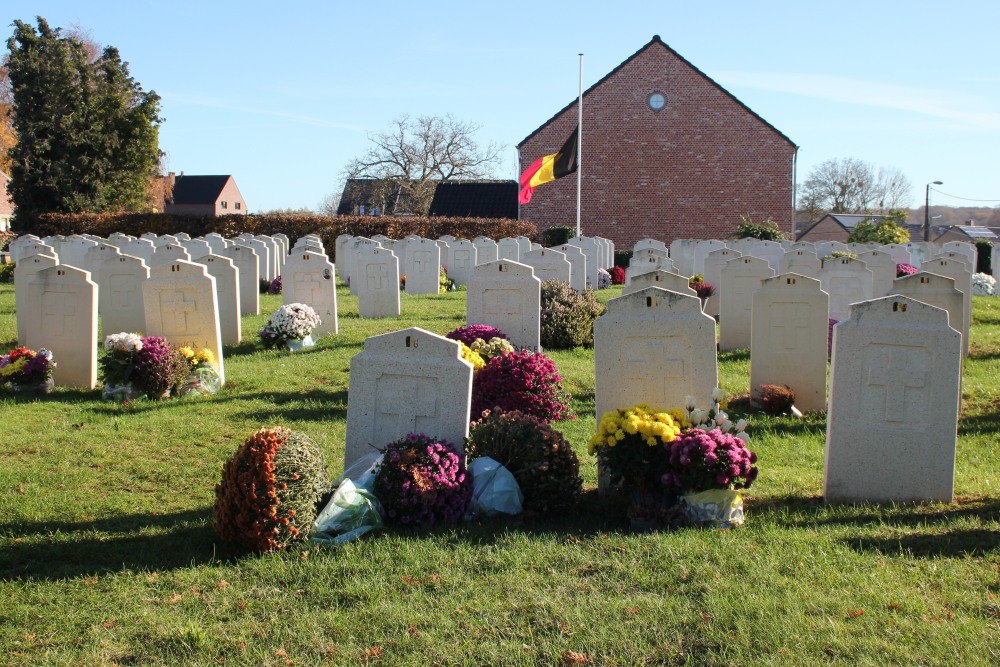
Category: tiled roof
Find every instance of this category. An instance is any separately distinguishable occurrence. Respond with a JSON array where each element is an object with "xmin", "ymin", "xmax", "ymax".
[
  {"xmin": 954, "ymin": 225, "xmax": 997, "ymax": 239},
  {"xmin": 428, "ymin": 180, "xmax": 518, "ymax": 219},
  {"xmin": 170, "ymin": 175, "xmax": 231, "ymax": 205}
]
